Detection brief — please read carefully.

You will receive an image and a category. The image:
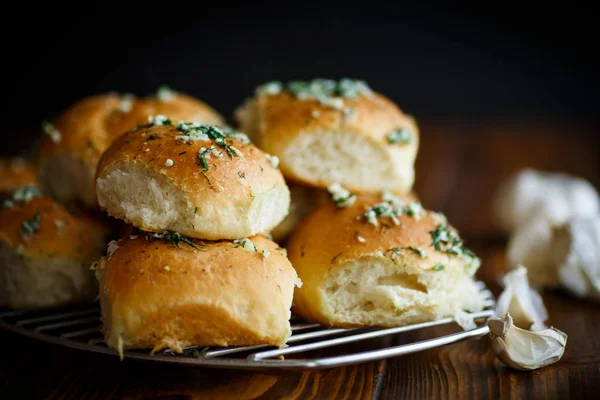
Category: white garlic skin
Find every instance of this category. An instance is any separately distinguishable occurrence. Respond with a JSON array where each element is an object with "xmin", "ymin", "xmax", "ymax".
[
  {"xmin": 493, "ymin": 169, "xmax": 600, "ymax": 232},
  {"xmin": 489, "ymin": 314, "xmax": 567, "ymax": 371},
  {"xmin": 506, "ymin": 219, "xmax": 559, "ymax": 289},
  {"xmin": 495, "ymin": 266, "xmax": 548, "ymax": 331},
  {"xmin": 553, "ymin": 217, "xmax": 600, "ymax": 302}
]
